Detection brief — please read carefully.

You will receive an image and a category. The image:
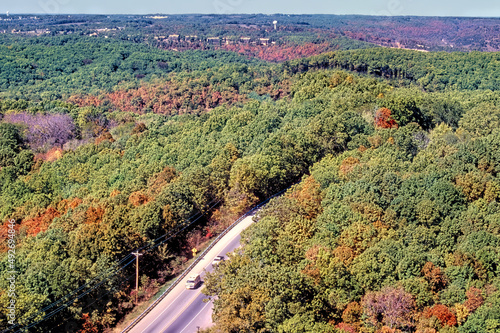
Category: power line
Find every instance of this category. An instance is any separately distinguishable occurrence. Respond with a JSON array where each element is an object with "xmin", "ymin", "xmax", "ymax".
[
  {"xmin": 2, "ymin": 252, "xmax": 136, "ymax": 333},
  {"xmin": 6, "ymin": 200, "xmax": 221, "ymax": 332},
  {"xmin": 10, "ymin": 257, "xmax": 136, "ymax": 333},
  {"xmin": 121, "ymin": 184, "xmax": 294, "ymax": 333}
]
